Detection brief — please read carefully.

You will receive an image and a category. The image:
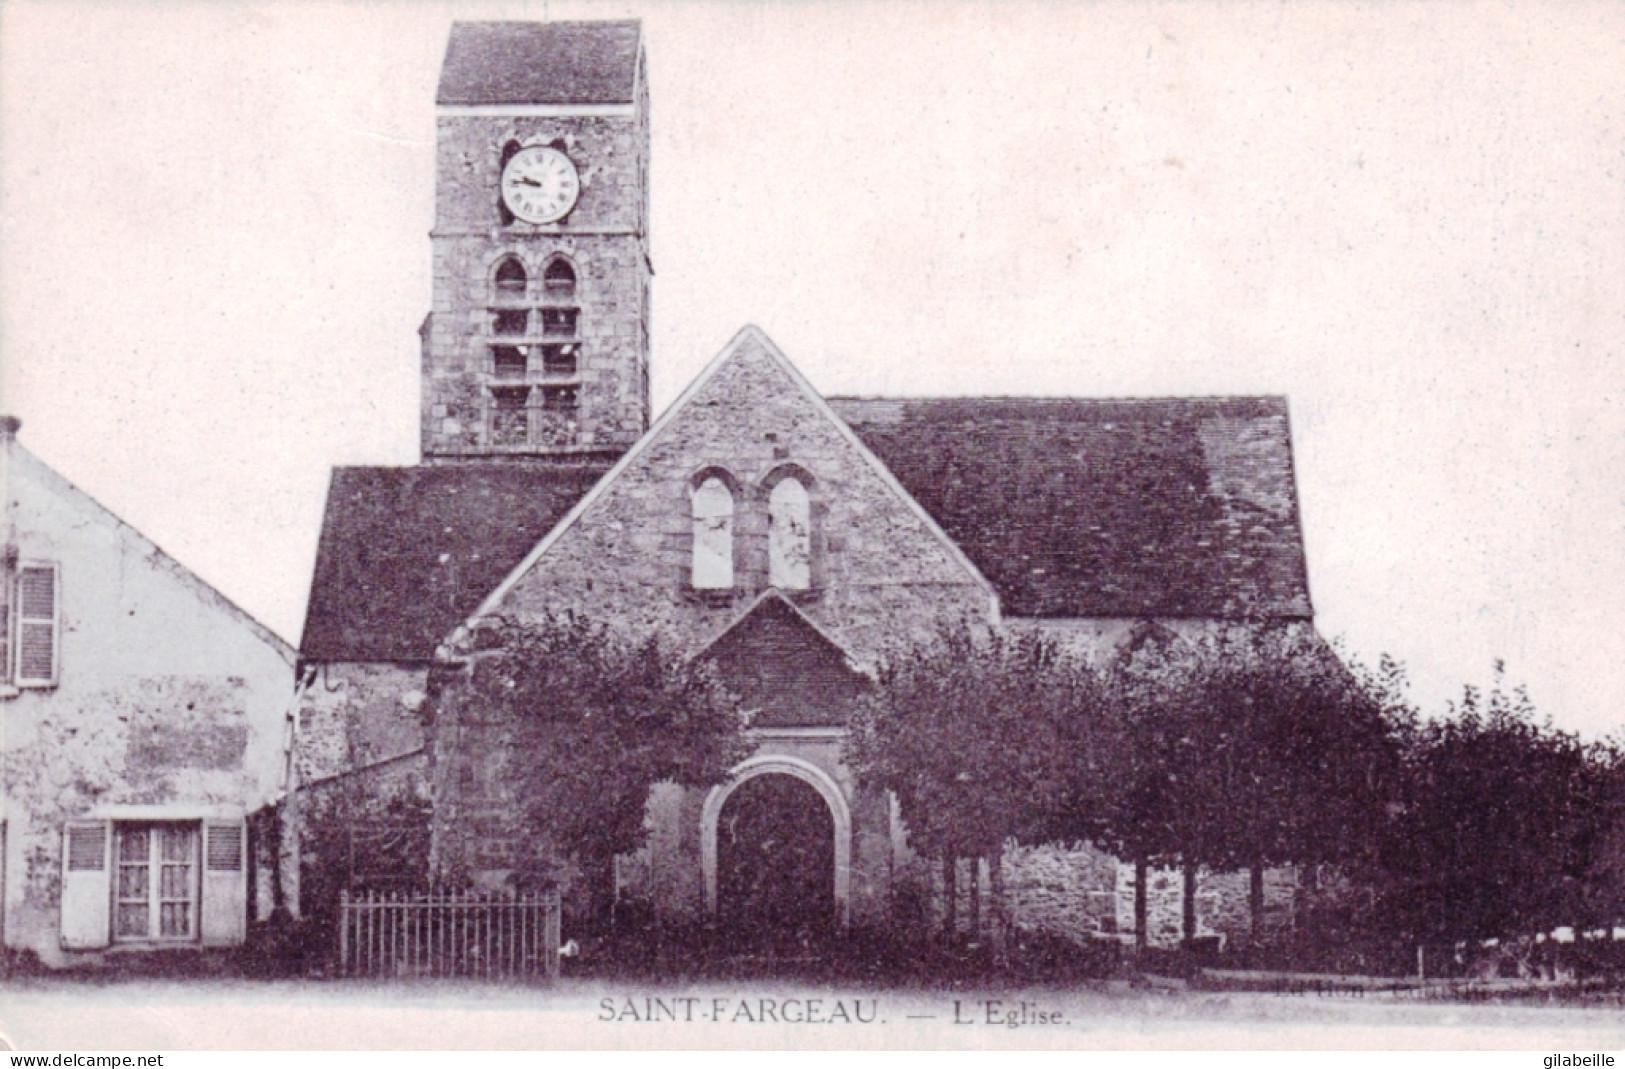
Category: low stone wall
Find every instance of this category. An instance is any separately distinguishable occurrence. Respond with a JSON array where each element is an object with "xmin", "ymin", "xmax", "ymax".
[
  {"xmin": 1003, "ymin": 842, "xmax": 1123, "ymax": 939},
  {"xmin": 1001, "ymin": 843, "xmax": 1299, "ymax": 950}
]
